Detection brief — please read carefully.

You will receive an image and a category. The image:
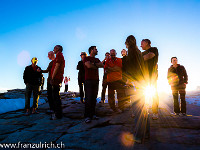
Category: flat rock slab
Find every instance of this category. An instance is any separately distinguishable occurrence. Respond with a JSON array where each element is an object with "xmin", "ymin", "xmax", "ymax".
[{"xmin": 0, "ymin": 97, "xmax": 200, "ymax": 150}]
